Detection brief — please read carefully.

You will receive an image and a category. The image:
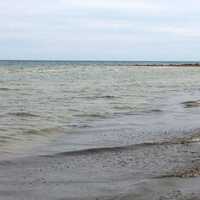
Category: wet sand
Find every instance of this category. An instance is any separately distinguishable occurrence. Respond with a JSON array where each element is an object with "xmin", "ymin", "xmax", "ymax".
[{"xmin": 0, "ymin": 134, "xmax": 200, "ymax": 200}]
